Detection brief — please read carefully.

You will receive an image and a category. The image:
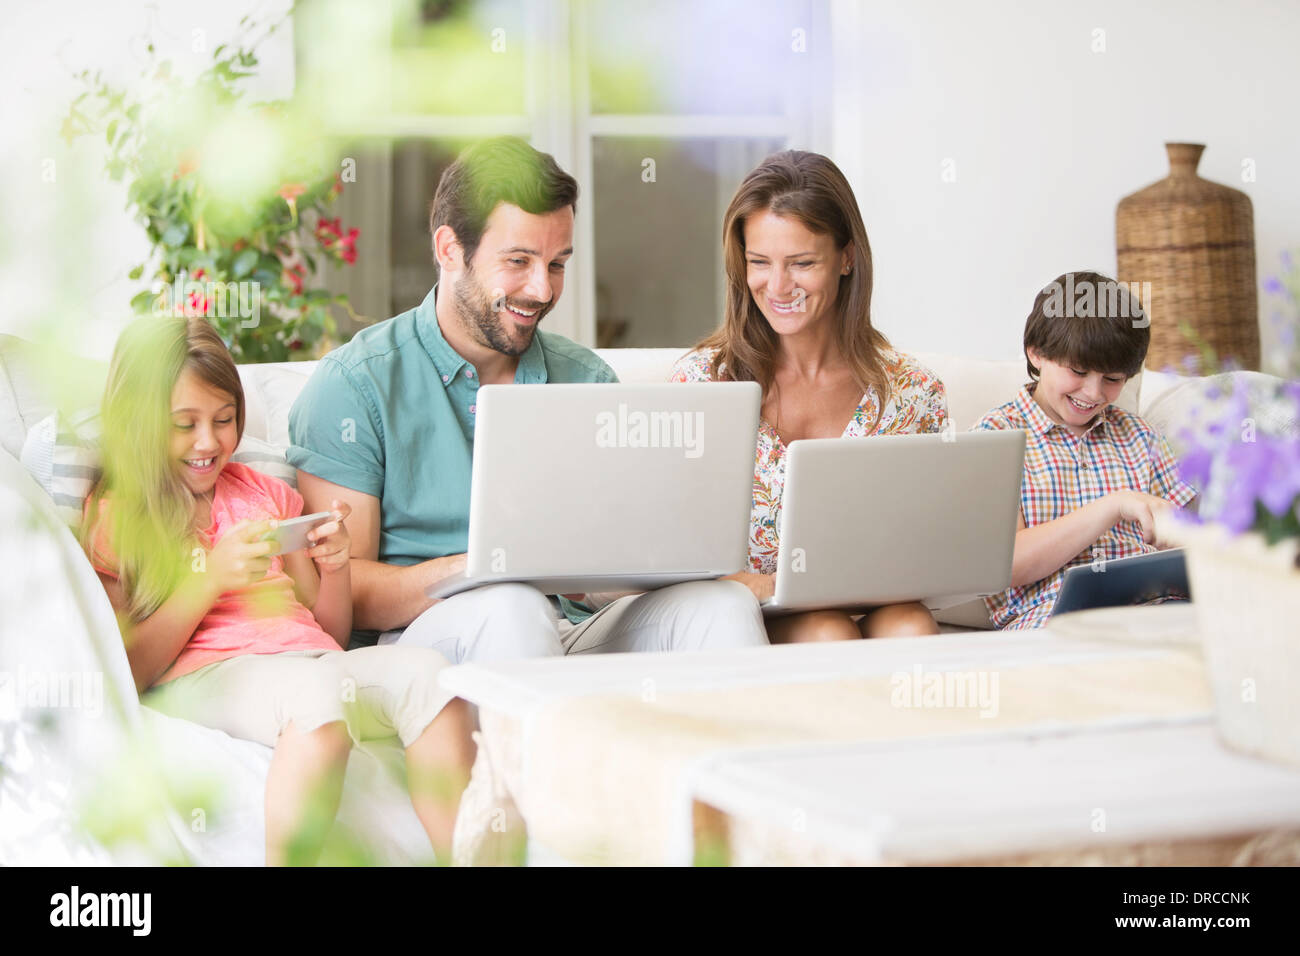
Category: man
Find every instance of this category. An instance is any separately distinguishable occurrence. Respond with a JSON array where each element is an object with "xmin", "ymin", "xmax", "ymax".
[{"xmin": 288, "ymin": 137, "xmax": 766, "ymax": 663}]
